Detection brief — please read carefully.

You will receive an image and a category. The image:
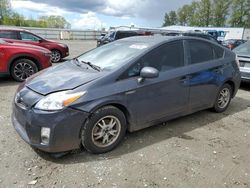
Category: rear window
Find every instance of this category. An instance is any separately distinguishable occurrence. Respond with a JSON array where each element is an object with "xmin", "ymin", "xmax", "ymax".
[
  {"xmin": 188, "ymin": 40, "xmax": 224, "ymax": 64},
  {"xmin": 0, "ymin": 31, "xmax": 18, "ymax": 39},
  {"xmin": 188, "ymin": 40, "xmax": 214, "ymax": 64},
  {"xmin": 115, "ymin": 32, "xmax": 138, "ymax": 40},
  {"xmin": 213, "ymin": 45, "xmax": 224, "ymax": 58}
]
